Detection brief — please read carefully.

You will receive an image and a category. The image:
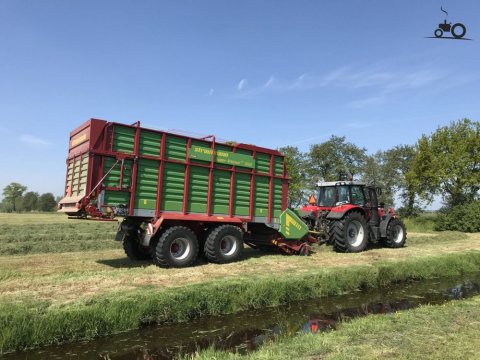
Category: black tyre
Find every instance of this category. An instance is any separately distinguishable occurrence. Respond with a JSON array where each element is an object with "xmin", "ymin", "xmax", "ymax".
[
  {"xmin": 384, "ymin": 218, "xmax": 407, "ymax": 248},
  {"xmin": 123, "ymin": 235, "xmax": 151, "ymax": 260},
  {"xmin": 153, "ymin": 226, "xmax": 199, "ymax": 268},
  {"xmin": 434, "ymin": 28, "xmax": 443, "ymax": 38},
  {"xmin": 451, "ymin": 23, "xmax": 466, "ymax": 39},
  {"xmin": 204, "ymin": 224, "xmax": 244, "ymax": 264},
  {"xmin": 329, "ymin": 212, "xmax": 369, "ymax": 253}
]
